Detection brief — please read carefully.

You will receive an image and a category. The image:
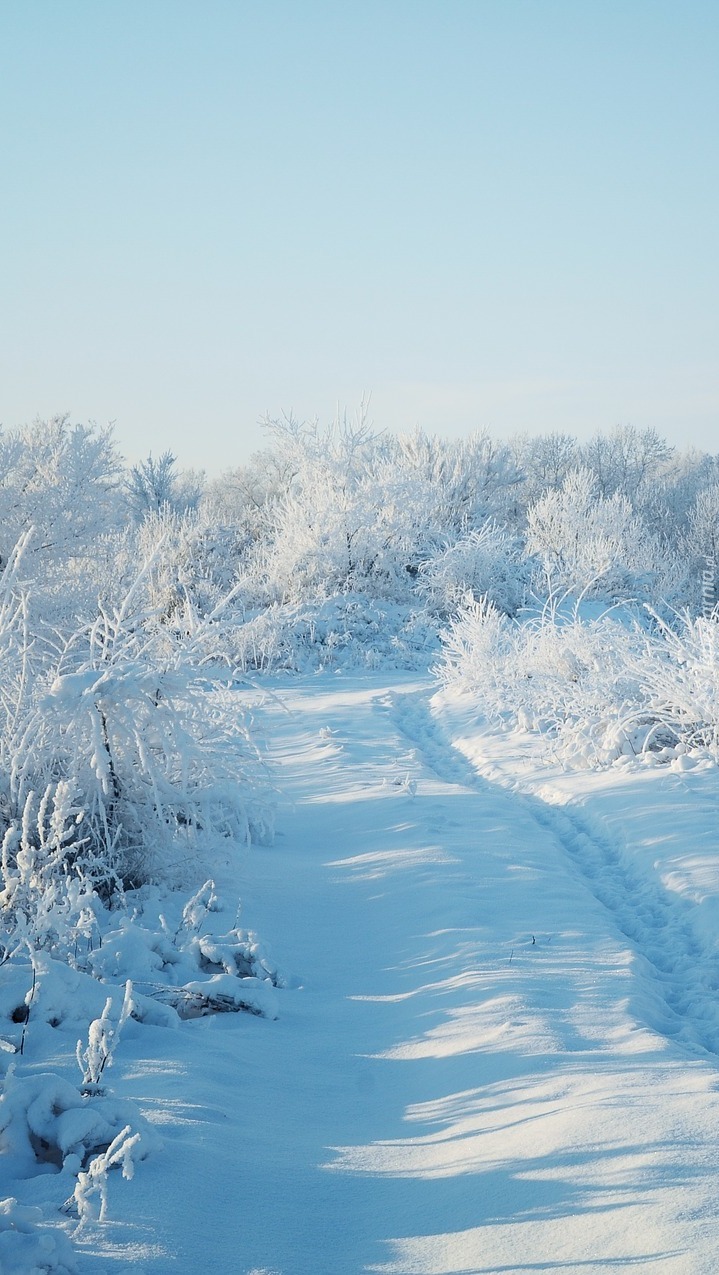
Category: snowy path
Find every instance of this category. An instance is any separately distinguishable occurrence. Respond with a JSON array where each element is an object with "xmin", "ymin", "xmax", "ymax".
[{"xmin": 86, "ymin": 675, "xmax": 719, "ymax": 1274}]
